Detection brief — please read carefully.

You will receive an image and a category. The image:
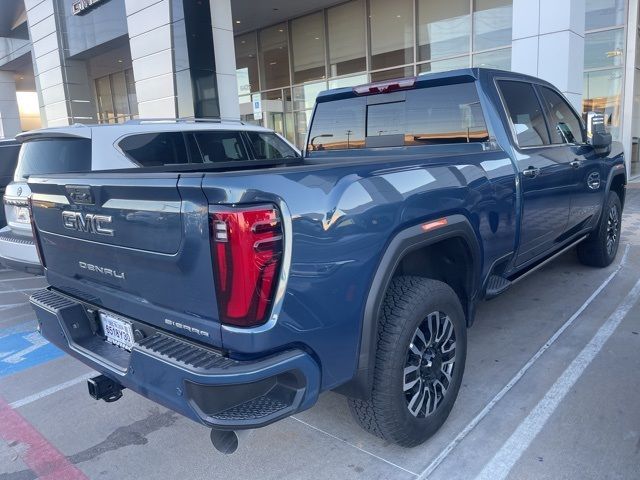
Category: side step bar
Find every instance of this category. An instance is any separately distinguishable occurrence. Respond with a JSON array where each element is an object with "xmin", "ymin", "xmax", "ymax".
[{"xmin": 485, "ymin": 235, "xmax": 588, "ymax": 300}]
